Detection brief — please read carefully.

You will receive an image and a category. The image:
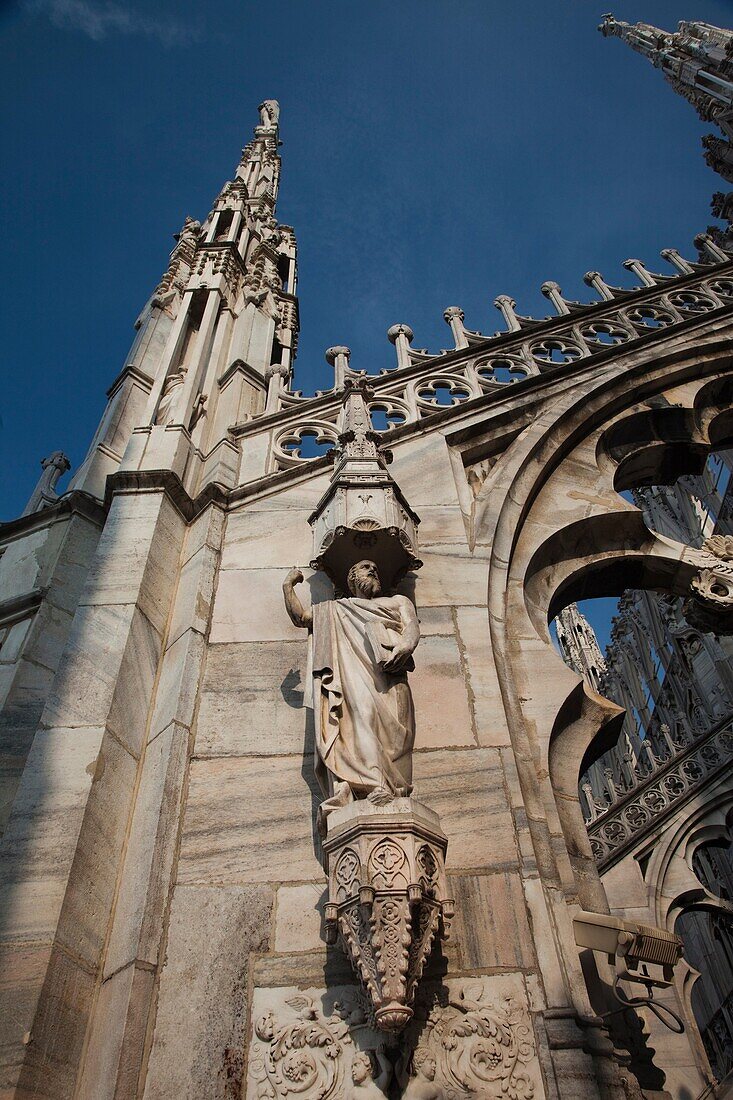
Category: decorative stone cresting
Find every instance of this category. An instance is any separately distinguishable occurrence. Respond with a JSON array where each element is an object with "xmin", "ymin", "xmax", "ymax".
[{"xmin": 322, "ymin": 798, "xmax": 453, "ymax": 1033}]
